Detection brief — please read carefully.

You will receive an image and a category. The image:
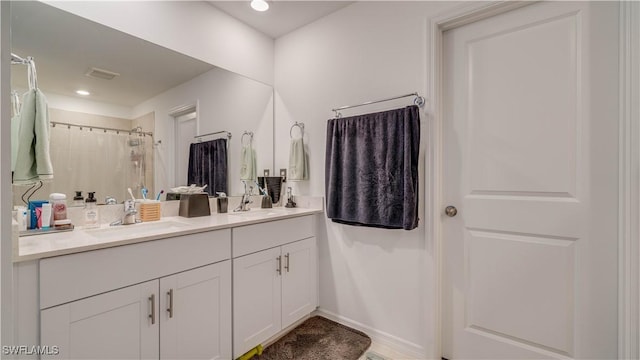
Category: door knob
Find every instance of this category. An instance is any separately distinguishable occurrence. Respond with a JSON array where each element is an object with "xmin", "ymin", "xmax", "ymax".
[{"xmin": 445, "ymin": 206, "xmax": 458, "ymax": 217}]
